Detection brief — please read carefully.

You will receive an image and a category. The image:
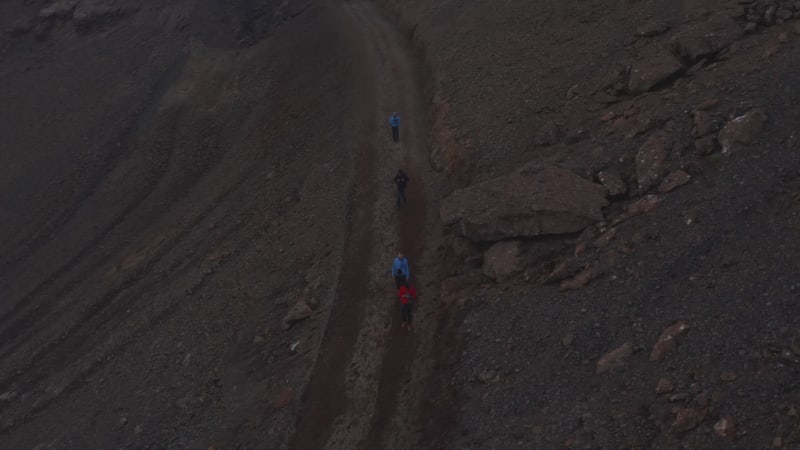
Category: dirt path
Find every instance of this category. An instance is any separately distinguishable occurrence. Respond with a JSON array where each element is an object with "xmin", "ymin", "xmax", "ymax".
[{"xmin": 289, "ymin": 0, "xmax": 438, "ymax": 448}]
